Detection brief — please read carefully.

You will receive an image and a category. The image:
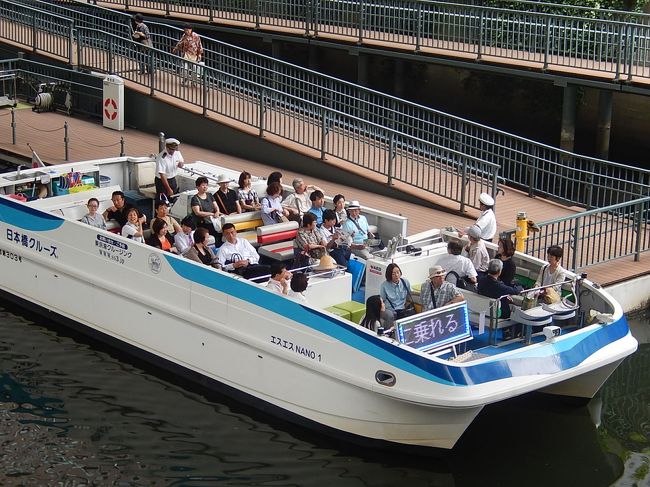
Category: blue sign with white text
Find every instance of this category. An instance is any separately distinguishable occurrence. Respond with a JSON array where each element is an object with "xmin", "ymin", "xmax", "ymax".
[{"xmin": 396, "ymin": 303, "xmax": 471, "ymax": 352}]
